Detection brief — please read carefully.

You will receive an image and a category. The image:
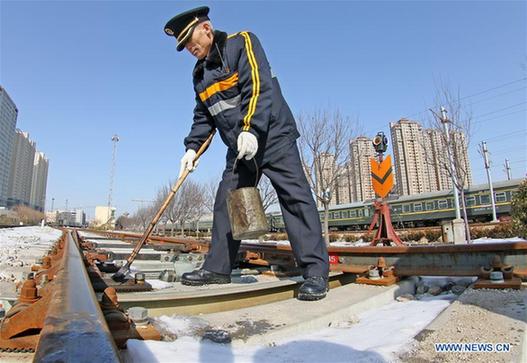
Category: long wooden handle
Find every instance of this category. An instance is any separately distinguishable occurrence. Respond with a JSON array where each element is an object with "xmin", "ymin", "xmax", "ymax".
[{"xmin": 122, "ymin": 130, "xmax": 216, "ymax": 269}]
